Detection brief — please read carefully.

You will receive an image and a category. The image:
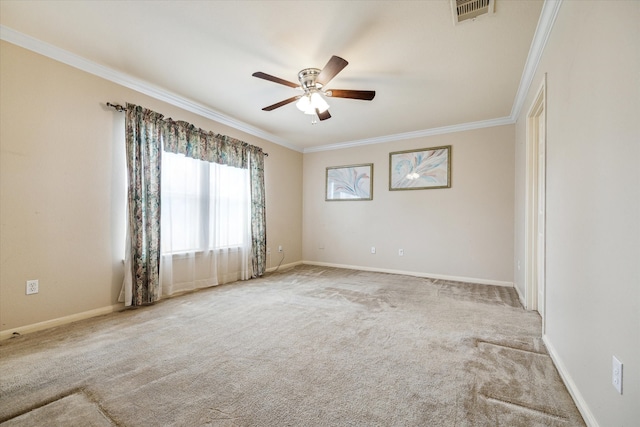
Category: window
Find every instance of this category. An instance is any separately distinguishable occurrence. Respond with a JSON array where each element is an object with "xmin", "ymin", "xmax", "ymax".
[{"xmin": 161, "ymin": 152, "xmax": 250, "ymax": 254}]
